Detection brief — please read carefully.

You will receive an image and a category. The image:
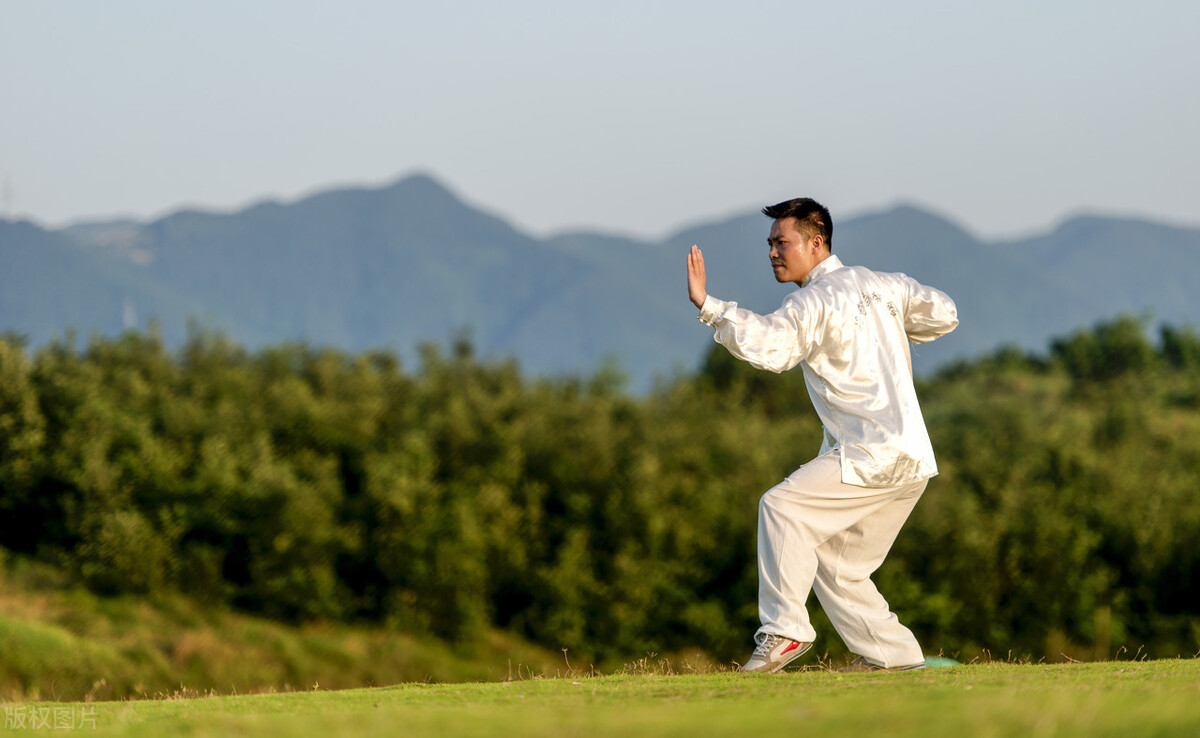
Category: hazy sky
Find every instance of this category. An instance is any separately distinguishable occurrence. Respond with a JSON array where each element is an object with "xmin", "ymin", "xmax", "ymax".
[{"xmin": 3, "ymin": 1, "xmax": 1197, "ymax": 240}]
